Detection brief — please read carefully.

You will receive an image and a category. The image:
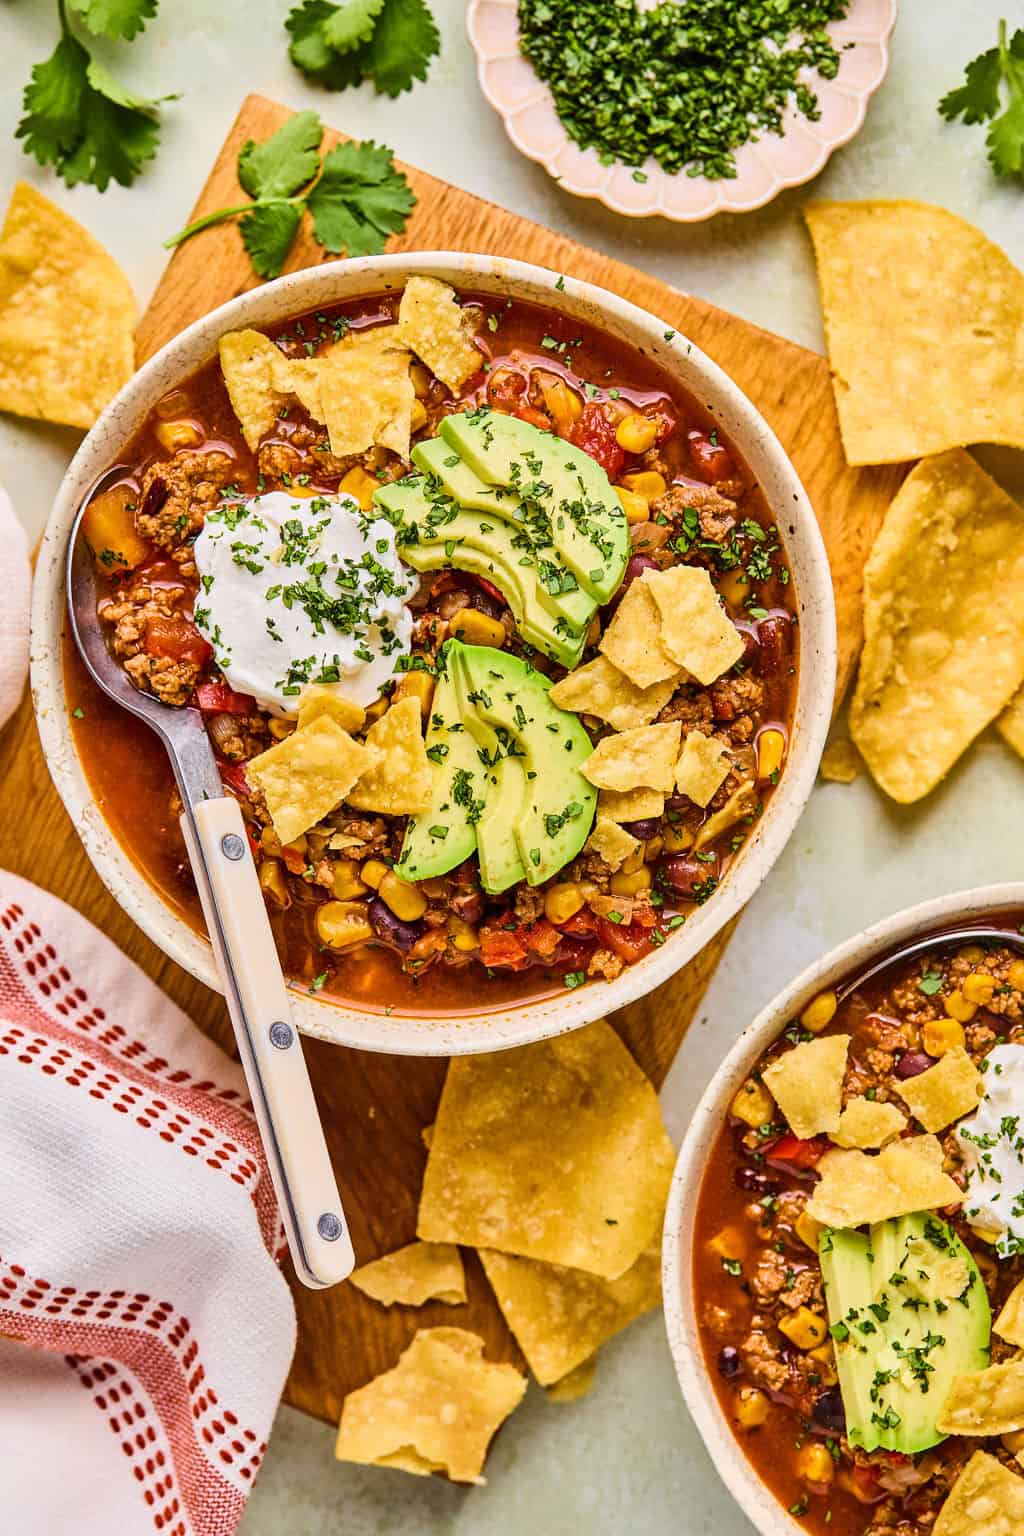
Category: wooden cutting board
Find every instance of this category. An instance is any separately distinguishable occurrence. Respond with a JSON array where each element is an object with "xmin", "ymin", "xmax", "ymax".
[{"xmin": 0, "ymin": 95, "xmax": 904, "ymax": 1426}]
